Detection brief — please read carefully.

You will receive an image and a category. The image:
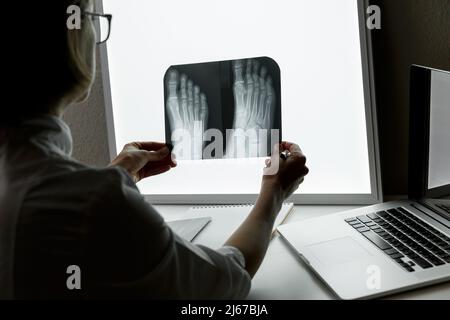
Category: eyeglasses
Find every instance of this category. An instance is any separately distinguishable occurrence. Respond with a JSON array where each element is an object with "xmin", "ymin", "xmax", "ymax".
[{"xmin": 84, "ymin": 12, "xmax": 112, "ymax": 44}]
